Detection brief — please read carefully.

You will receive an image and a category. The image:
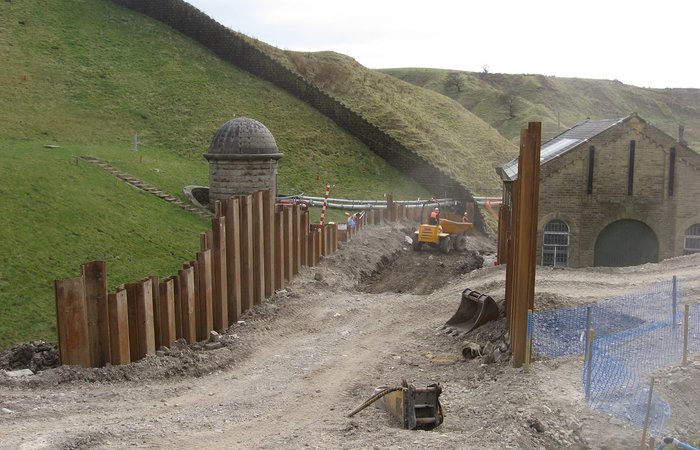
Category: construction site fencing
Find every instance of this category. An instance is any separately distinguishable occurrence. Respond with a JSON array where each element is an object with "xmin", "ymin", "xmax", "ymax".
[
  {"xmin": 53, "ymin": 191, "xmax": 417, "ymax": 369},
  {"xmin": 277, "ymin": 194, "xmax": 461, "ymax": 211},
  {"xmin": 531, "ymin": 278, "xmax": 700, "ymax": 436}
]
